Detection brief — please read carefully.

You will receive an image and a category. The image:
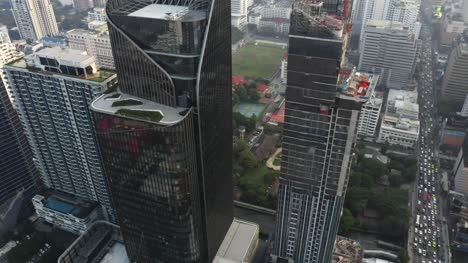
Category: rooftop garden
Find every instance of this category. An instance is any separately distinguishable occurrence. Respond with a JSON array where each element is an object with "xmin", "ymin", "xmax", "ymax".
[
  {"xmin": 105, "ymin": 93, "xmax": 121, "ymax": 99},
  {"xmin": 87, "ymin": 69, "xmax": 115, "ymax": 82},
  {"xmin": 112, "ymin": 99, "xmax": 143, "ymax": 107},
  {"xmin": 115, "ymin": 109, "xmax": 163, "ymax": 123}
]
